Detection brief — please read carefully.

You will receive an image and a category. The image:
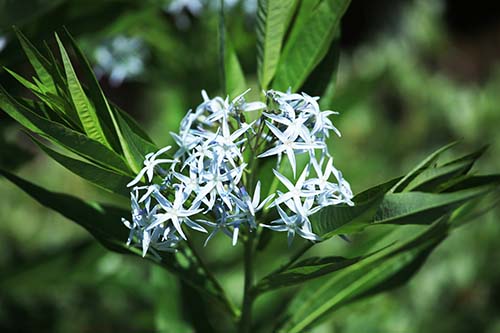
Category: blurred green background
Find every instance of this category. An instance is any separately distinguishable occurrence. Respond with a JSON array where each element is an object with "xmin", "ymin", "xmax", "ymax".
[{"xmin": 1, "ymin": 0, "xmax": 499, "ymax": 332}]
